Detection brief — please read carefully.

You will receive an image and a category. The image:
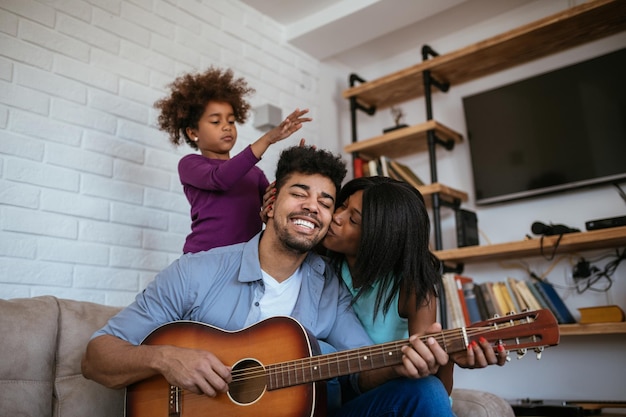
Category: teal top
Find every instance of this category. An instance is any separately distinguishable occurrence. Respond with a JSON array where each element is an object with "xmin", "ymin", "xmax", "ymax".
[{"xmin": 340, "ymin": 262, "xmax": 408, "ymax": 344}]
